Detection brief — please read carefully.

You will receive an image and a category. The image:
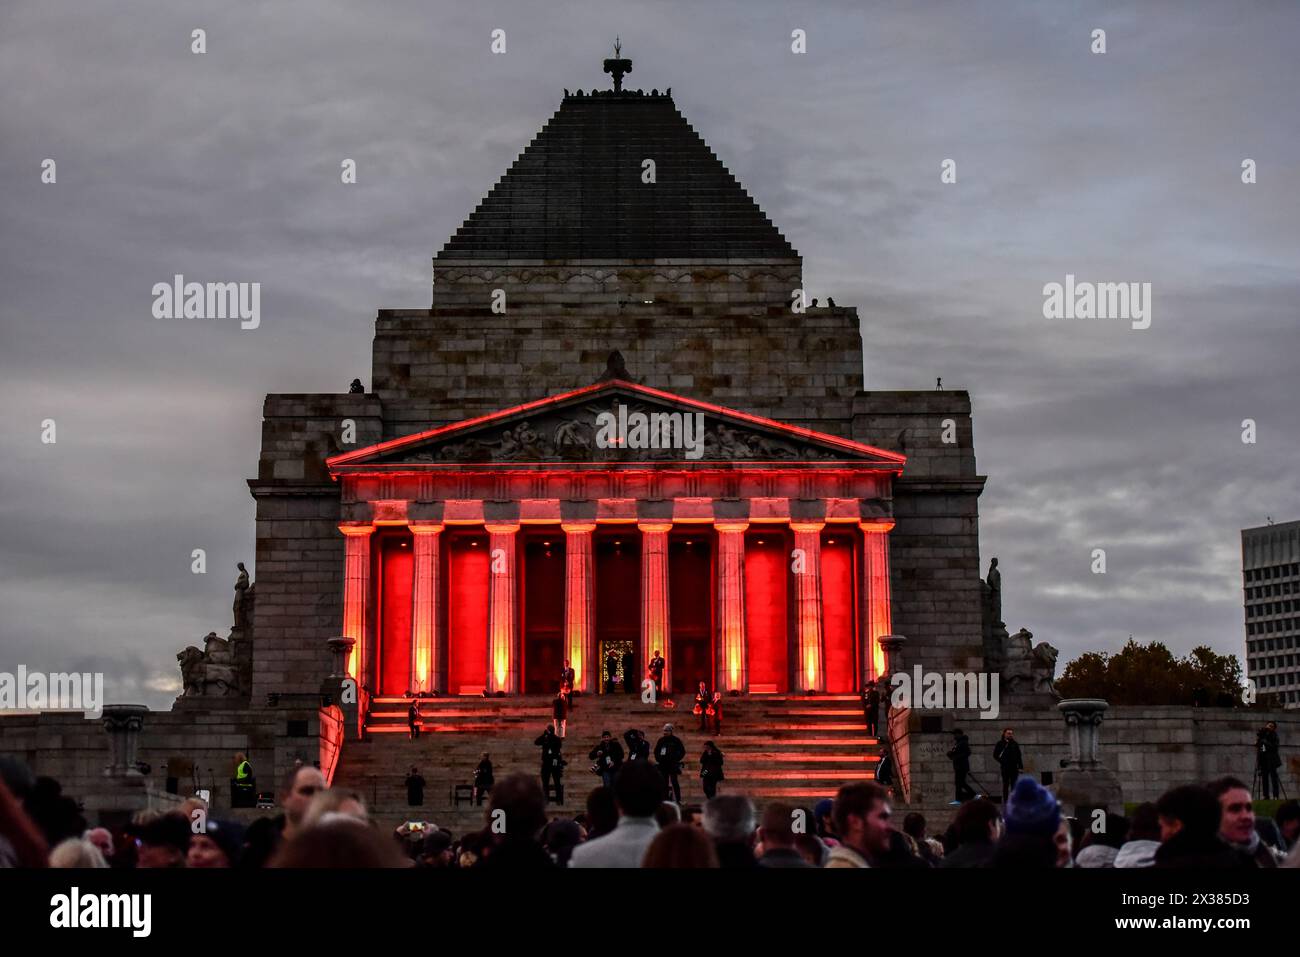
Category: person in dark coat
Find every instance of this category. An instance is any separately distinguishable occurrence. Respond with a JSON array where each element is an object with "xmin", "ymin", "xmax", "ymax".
[
  {"xmin": 588, "ymin": 731, "xmax": 624, "ymax": 789},
  {"xmin": 473, "ymin": 753, "xmax": 494, "ymax": 806},
  {"xmin": 993, "ymin": 728, "xmax": 1024, "ymax": 803},
  {"xmin": 535, "ymin": 725, "xmax": 566, "ymax": 805},
  {"xmin": 1257, "ymin": 722, "xmax": 1282, "ymax": 799},
  {"xmin": 624, "ymin": 729, "xmax": 650, "ymax": 762},
  {"xmin": 876, "ymin": 747, "xmax": 894, "ymax": 789},
  {"xmin": 404, "ymin": 765, "xmax": 425, "ymax": 807},
  {"xmin": 1153, "ymin": 784, "xmax": 1247, "ymax": 869},
  {"xmin": 551, "ymin": 692, "xmax": 569, "ymax": 738},
  {"xmin": 407, "ymin": 701, "xmax": 420, "ymax": 740},
  {"xmin": 605, "ymin": 650, "xmax": 620, "ymax": 694},
  {"xmin": 694, "ymin": 681, "xmax": 710, "ymax": 732},
  {"xmin": 863, "ymin": 680, "xmax": 881, "ymax": 737},
  {"xmin": 947, "ymin": 729, "xmax": 976, "ymax": 803},
  {"xmin": 648, "ymin": 650, "xmax": 666, "ymax": 695},
  {"xmin": 707, "ymin": 692, "xmax": 723, "ymax": 735},
  {"xmin": 654, "ymin": 723, "xmax": 687, "ymax": 803},
  {"xmin": 559, "ymin": 660, "xmax": 576, "ymax": 709},
  {"xmin": 700, "ymin": 741, "xmax": 725, "ymax": 800},
  {"xmin": 622, "ymin": 647, "xmax": 637, "ymax": 693},
  {"xmin": 939, "ymin": 798, "xmax": 1000, "ymax": 868}
]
